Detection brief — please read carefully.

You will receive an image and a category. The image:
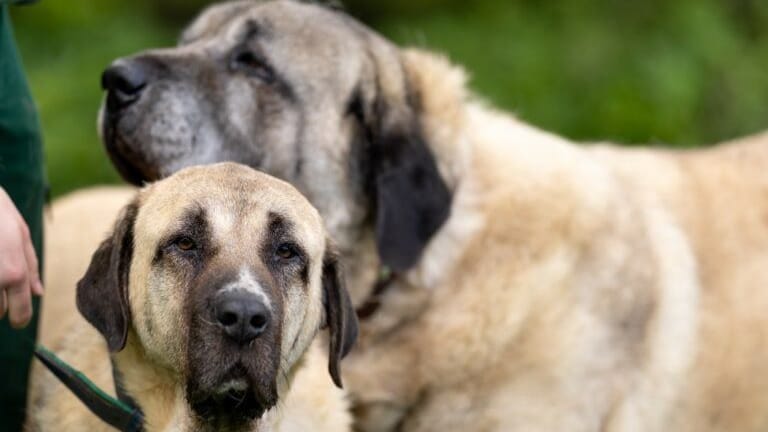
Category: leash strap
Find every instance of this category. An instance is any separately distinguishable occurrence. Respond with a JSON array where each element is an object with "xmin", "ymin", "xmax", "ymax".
[
  {"xmin": 111, "ymin": 357, "xmax": 143, "ymax": 424},
  {"xmin": 356, "ymin": 266, "xmax": 396, "ymax": 320},
  {"xmin": 34, "ymin": 345, "xmax": 144, "ymax": 432}
]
